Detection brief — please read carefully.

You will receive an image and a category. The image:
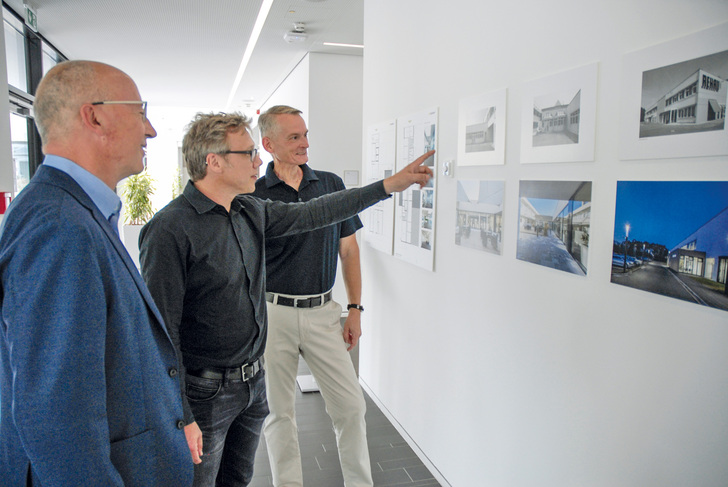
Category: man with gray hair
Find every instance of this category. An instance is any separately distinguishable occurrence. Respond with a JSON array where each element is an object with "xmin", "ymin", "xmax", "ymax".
[
  {"xmin": 139, "ymin": 111, "xmax": 433, "ymax": 486},
  {"xmin": 253, "ymin": 105, "xmax": 373, "ymax": 486},
  {"xmin": 0, "ymin": 60, "xmax": 192, "ymax": 486}
]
